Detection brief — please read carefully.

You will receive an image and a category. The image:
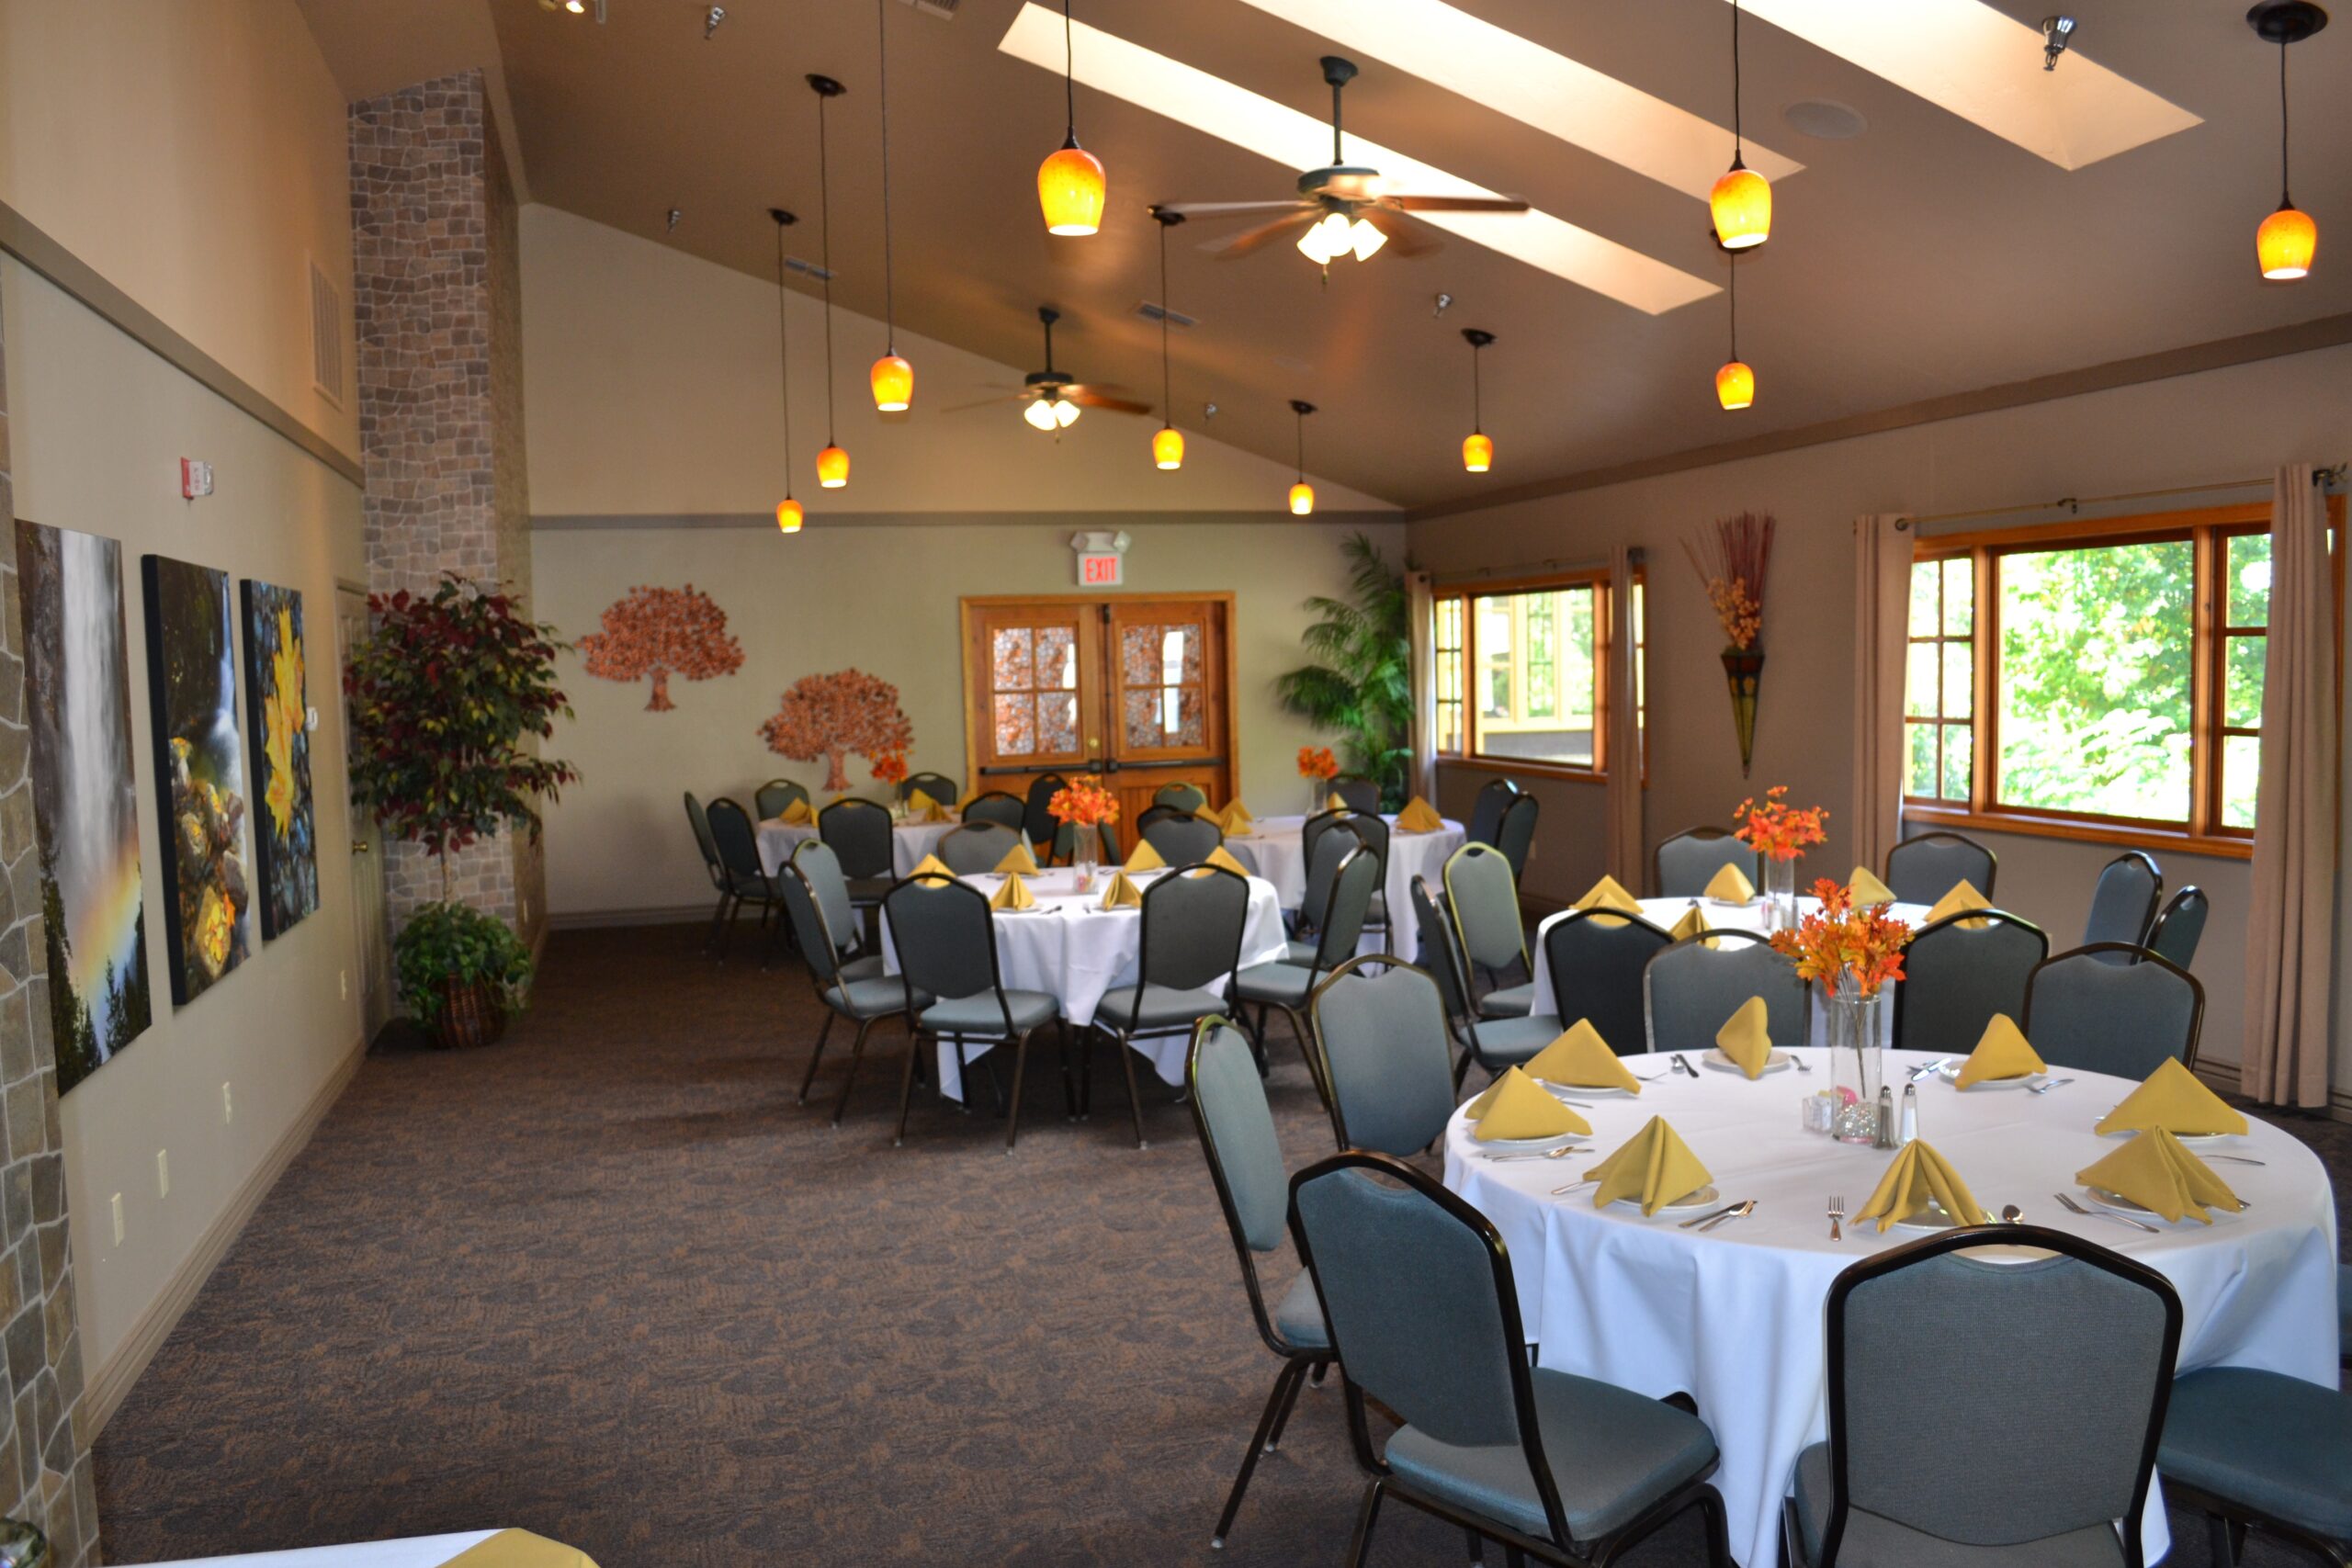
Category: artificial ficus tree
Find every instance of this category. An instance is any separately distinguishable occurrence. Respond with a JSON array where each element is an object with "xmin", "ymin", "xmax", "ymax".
[
  {"xmin": 758, "ymin": 669, "xmax": 913, "ymax": 792},
  {"xmin": 574, "ymin": 584, "xmax": 745, "ymax": 711}
]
